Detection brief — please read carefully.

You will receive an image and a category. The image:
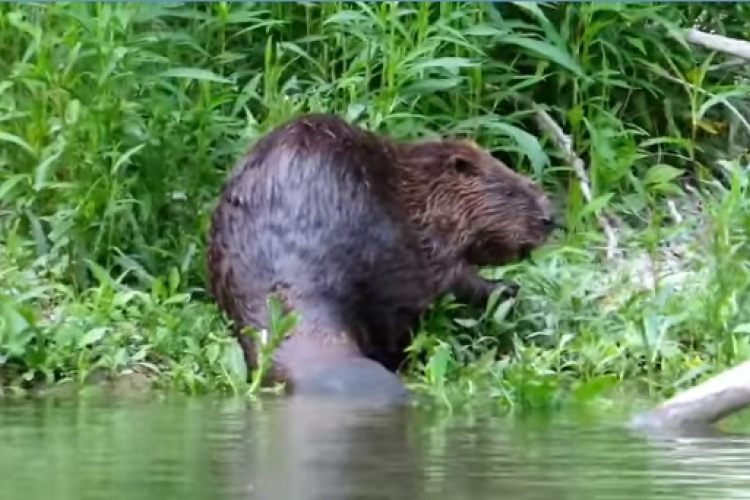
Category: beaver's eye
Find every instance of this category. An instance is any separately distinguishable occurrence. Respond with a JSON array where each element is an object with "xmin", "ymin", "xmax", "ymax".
[{"xmin": 451, "ymin": 156, "xmax": 474, "ymax": 174}]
